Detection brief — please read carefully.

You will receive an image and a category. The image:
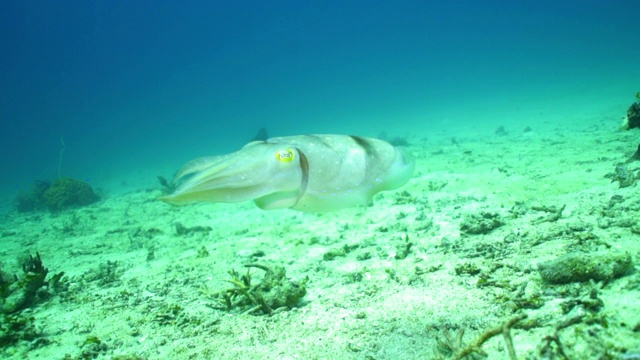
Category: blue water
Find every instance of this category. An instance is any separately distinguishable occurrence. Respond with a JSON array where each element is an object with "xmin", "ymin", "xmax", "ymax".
[{"xmin": 1, "ymin": 0, "xmax": 639, "ymax": 202}]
